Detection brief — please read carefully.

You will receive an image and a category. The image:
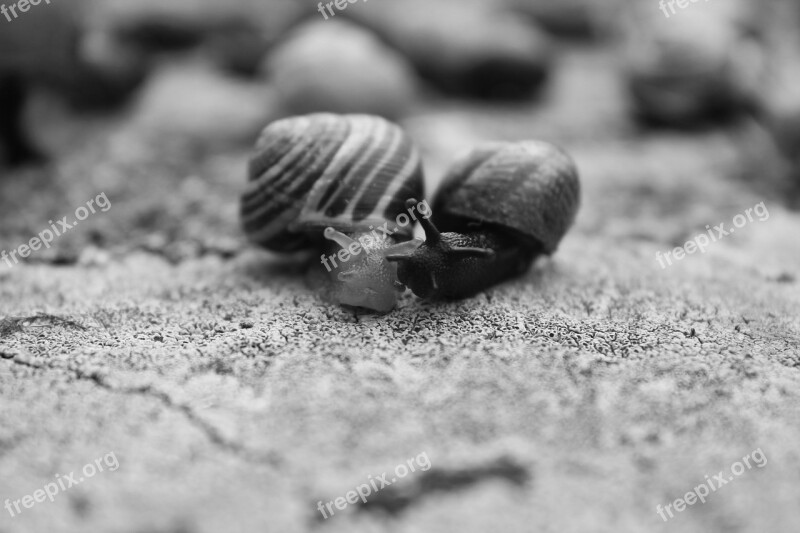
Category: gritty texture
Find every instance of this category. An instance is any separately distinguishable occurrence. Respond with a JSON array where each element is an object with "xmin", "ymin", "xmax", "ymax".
[{"xmin": 1, "ymin": 32, "xmax": 800, "ymax": 533}]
